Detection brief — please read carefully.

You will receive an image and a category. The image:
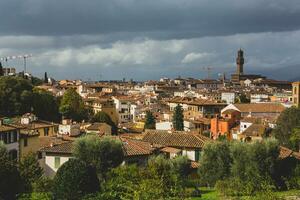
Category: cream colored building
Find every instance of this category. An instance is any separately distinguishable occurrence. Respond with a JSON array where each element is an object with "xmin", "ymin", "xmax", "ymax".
[{"xmin": 292, "ymin": 82, "xmax": 300, "ymax": 107}]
